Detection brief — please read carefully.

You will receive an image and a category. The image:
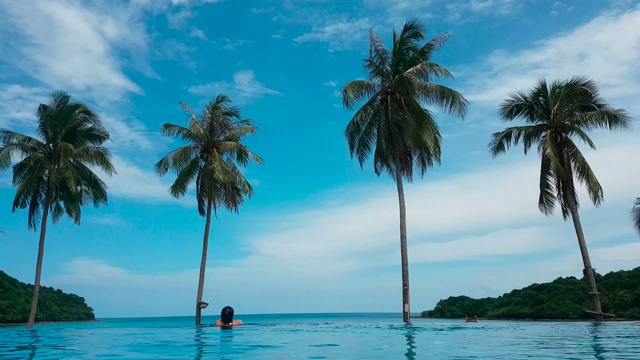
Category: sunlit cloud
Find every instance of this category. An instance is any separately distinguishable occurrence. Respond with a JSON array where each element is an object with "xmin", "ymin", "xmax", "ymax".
[{"xmin": 188, "ymin": 70, "xmax": 282, "ymax": 104}]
